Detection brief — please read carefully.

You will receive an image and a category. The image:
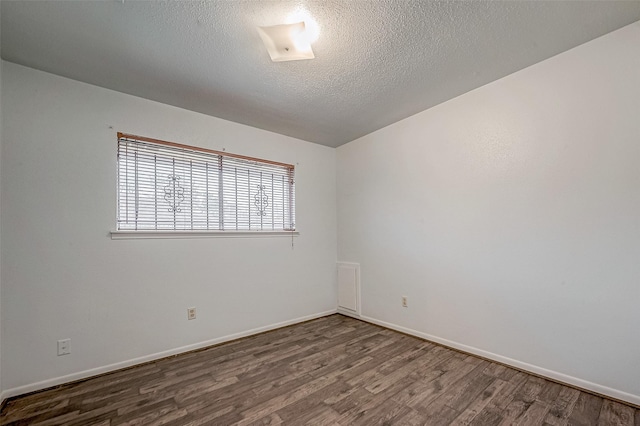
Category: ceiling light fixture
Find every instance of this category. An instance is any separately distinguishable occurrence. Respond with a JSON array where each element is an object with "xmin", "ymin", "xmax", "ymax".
[
  {"xmin": 257, "ymin": 21, "xmax": 315, "ymax": 62},
  {"xmin": 286, "ymin": 8, "xmax": 320, "ymax": 44}
]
